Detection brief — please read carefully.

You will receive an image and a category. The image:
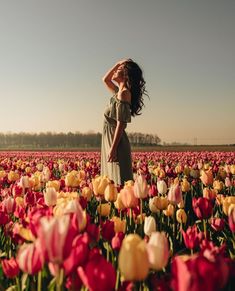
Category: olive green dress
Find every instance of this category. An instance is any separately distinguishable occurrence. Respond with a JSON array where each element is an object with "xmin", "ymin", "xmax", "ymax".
[{"xmin": 101, "ymin": 93, "xmax": 133, "ymax": 185}]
